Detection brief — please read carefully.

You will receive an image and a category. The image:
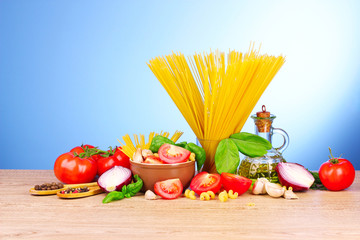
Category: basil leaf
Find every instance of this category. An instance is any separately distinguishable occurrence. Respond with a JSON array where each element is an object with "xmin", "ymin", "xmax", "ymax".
[
  {"xmin": 230, "ymin": 132, "xmax": 271, "ymax": 157},
  {"xmin": 215, "ymin": 139, "xmax": 240, "ymax": 174},
  {"xmin": 230, "ymin": 139, "xmax": 268, "ymax": 158},
  {"xmin": 185, "ymin": 143, "xmax": 206, "ymax": 171},
  {"xmin": 149, "ymin": 135, "xmax": 174, "ymax": 152},
  {"xmin": 230, "ymin": 132, "xmax": 272, "ymax": 149},
  {"xmin": 175, "ymin": 141, "xmax": 187, "ymax": 148}
]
